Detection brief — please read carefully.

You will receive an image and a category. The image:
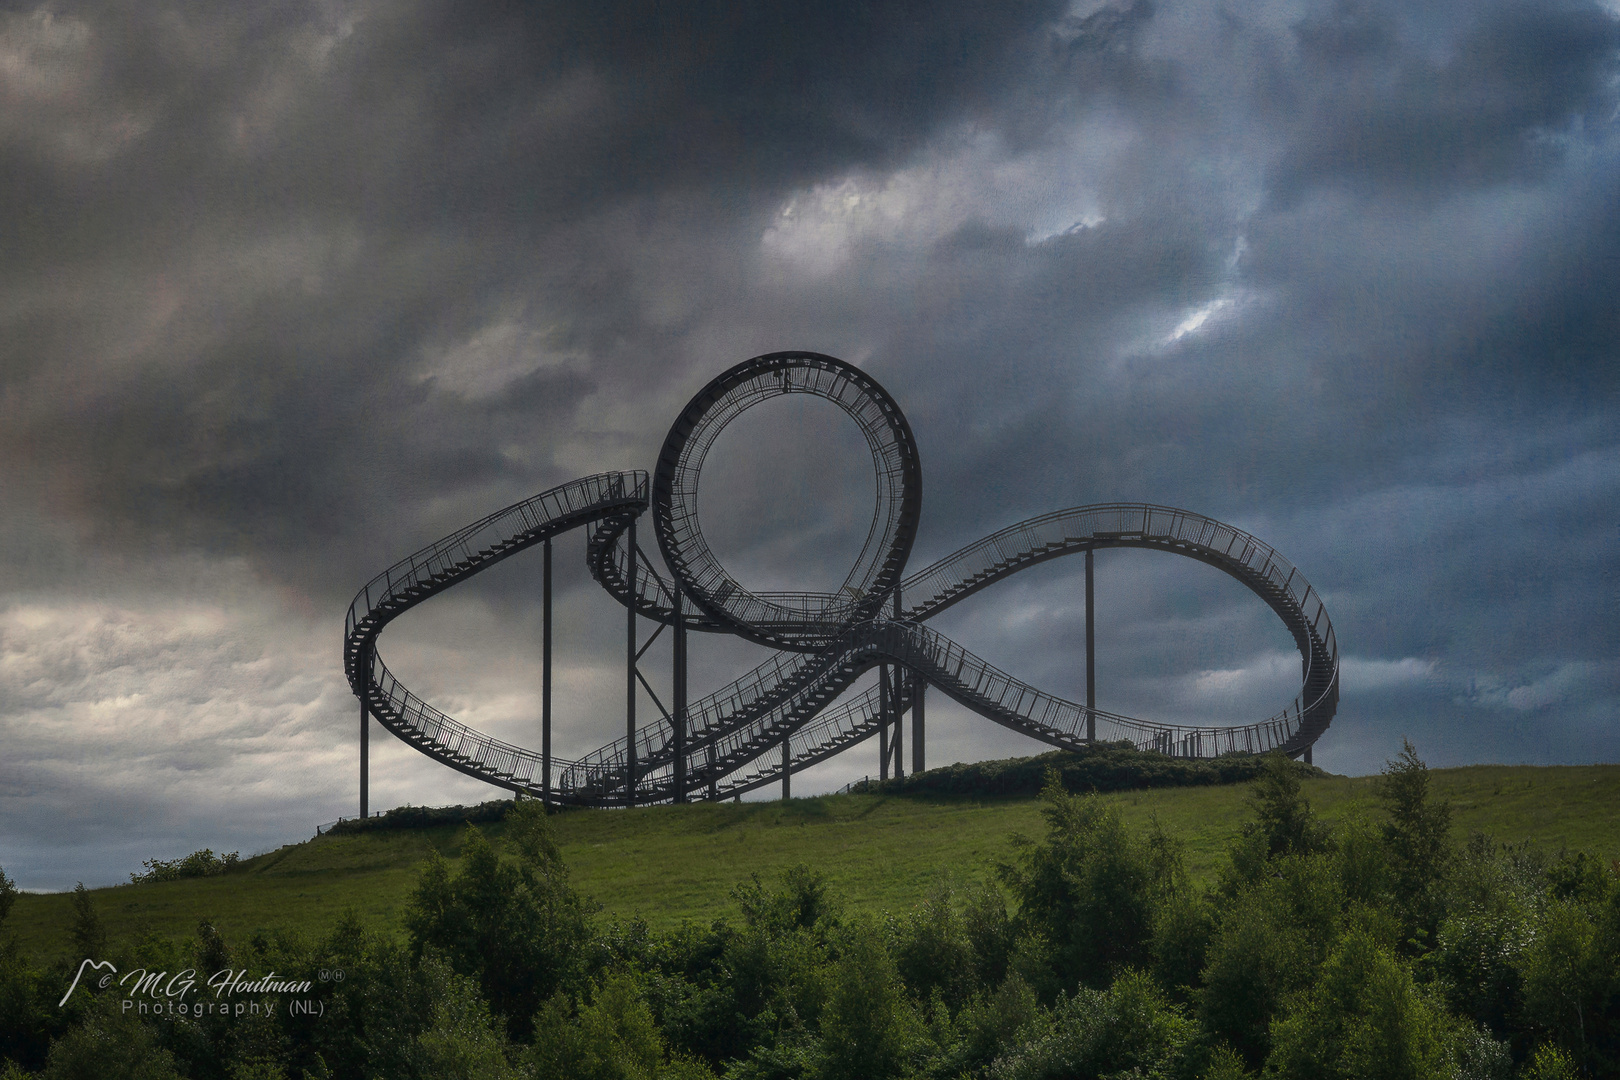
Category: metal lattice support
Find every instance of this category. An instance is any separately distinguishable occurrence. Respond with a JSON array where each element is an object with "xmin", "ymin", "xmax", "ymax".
[{"xmin": 343, "ymin": 354, "xmax": 1340, "ymax": 811}]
